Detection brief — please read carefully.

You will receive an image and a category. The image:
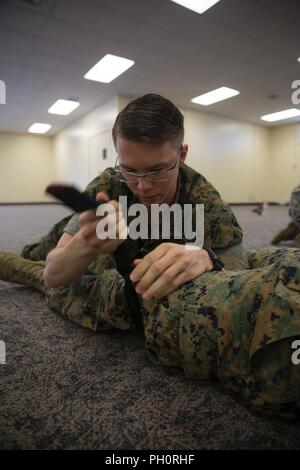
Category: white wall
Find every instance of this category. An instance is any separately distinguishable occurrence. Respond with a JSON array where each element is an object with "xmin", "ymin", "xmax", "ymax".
[
  {"xmin": 0, "ymin": 133, "xmax": 55, "ymax": 203},
  {"xmin": 184, "ymin": 108, "xmax": 271, "ymax": 203},
  {"xmin": 52, "ymin": 94, "xmax": 300, "ymax": 204},
  {"xmin": 54, "ymin": 96, "xmax": 119, "ymax": 190},
  {"xmin": 117, "ymin": 98, "xmax": 272, "ymax": 204},
  {"xmin": 1, "ymin": 97, "xmax": 297, "ymax": 204},
  {"xmin": 269, "ymin": 123, "xmax": 300, "ymax": 204}
]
